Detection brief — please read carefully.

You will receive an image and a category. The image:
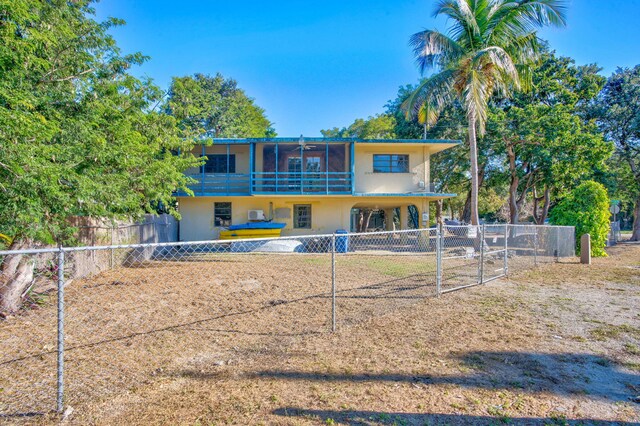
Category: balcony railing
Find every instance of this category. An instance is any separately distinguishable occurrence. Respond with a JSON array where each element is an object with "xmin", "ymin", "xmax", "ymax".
[
  {"xmin": 175, "ymin": 173, "xmax": 450, "ymax": 197},
  {"xmin": 252, "ymin": 172, "xmax": 353, "ymax": 194},
  {"xmin": 179, "ymin": 173, "xmax": 252, "ymax": 196}
]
